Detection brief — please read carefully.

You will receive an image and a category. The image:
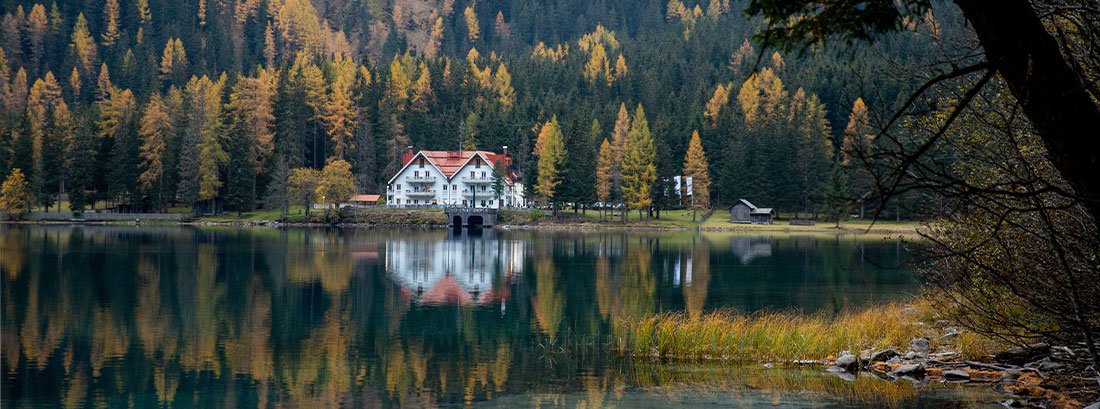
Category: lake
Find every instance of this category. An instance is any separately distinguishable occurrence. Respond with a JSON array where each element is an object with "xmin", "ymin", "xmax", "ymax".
[{"xmin": 0, "ymin": 226, "xmax": 1001, "ymax": 408}]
